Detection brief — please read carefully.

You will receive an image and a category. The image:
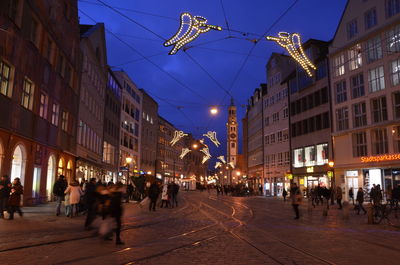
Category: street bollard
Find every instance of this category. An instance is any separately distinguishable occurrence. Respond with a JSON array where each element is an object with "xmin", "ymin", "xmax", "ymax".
[
  {"xmin": 367, "ymin": 203, "xmax": 374, "ymax": 224},
  {"xmin": 342, "ymin": 201, "xmax": 349, "ymax": 220}
]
